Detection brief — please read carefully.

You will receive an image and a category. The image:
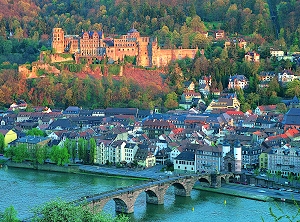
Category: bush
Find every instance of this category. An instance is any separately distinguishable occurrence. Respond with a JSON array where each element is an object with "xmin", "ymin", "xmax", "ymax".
[
  {"xmin": 108, "ymin": 65, "xmax": 120, "ymax": 75},
  {"xmin": 31, "ymin": 199, "xmax": 129, "ymax": 222}
]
